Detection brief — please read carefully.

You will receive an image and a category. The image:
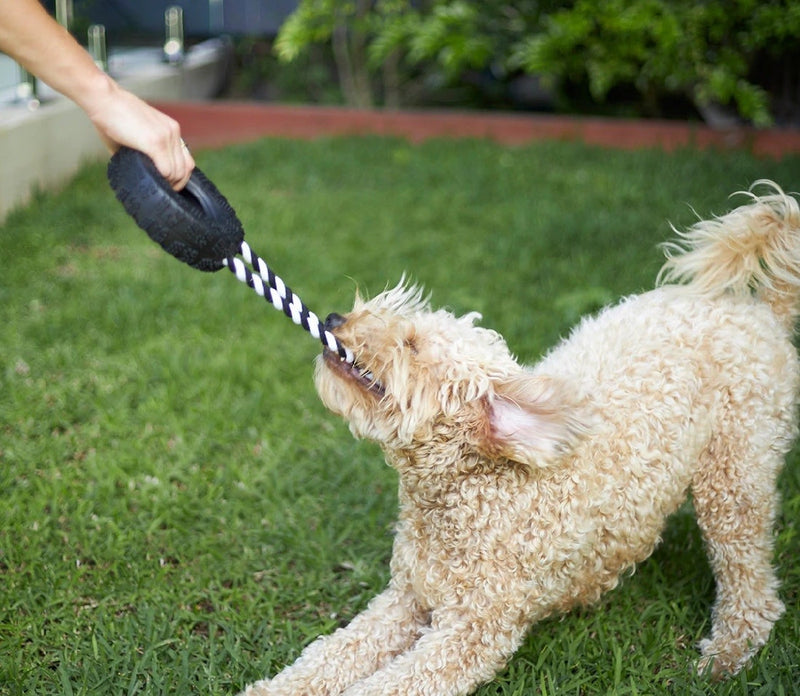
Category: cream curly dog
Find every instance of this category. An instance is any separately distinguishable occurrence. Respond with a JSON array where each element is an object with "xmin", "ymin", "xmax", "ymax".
[{"xmin": 243, "ymin": 182, "xmax": 799, "ymax": 695}]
